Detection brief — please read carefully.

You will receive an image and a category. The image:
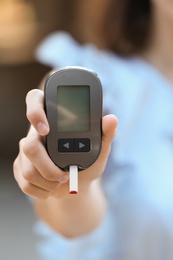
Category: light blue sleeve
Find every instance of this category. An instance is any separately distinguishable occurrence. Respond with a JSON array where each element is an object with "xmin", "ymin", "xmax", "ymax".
[
  {"xmin": 34, "ymin": 31, "xmax": 173, "ymax": 260},
  {"xmin": 35, "ymin": 31, "xmax": 120, "ymax": 114},
  {"xmin": 34, "ymin": 31, "xmax": 118, "ymax": 259},
  {"xmin": 33, "ymin": 205, "xmax": 117, "ymax": 260},
  {"xmin": 35, "ymin": 32, "xmax": 83, "ymax": 68}
]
